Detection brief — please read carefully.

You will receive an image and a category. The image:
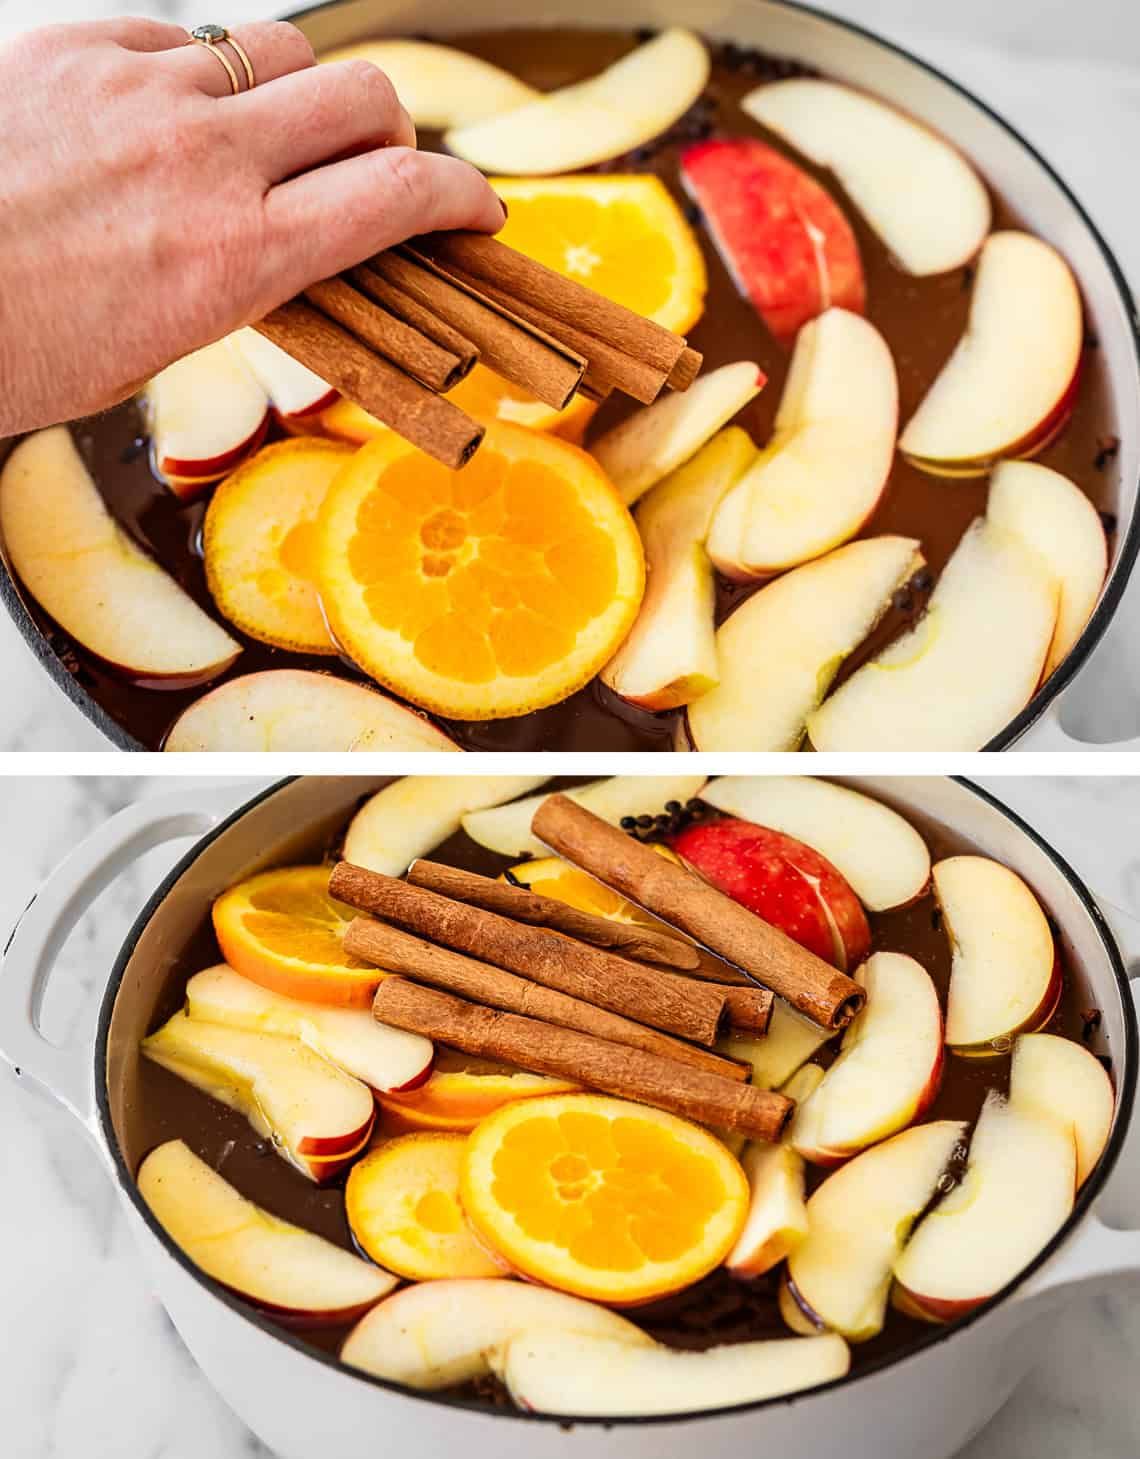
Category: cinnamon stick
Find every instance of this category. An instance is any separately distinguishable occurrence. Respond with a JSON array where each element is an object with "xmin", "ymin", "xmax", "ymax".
[
  {"xmin": 406, "ymin": 860, "xmax": 700, "ymax": 970},
  {"xmin": 348, "ymin": 917, "xmax": 745, "ymax": 1082},
  {"xmin": 328, "ymin": 862, "xmax": 726, "ymax": 1045},
  {"xmin": 718, "ymin": 984, "xmax": 774, "ymax": 1036},
  {"xmin": 368, "ymin": 249, "xmax": 586, "ymax": 410},
  {"xmin": 304, "ymin": 277, "xmax": 469, "ymax": 393},
  {"xmin": 530, "ymin": 797, "xmax": 866, "ymax": 1031},
  {"xmin": 348, "ymin": 264, "xmax": 480, "ymax": 374},
  {"xmin": 373, "ymin": 978, "xmax": 793, "ymax": 1141},
  {"xmin": 252, "ymin": 301, "xmax": 484, "ymax": 470},
  {"xmin": 668, "ymin": 347, "xmax": 704, "ymax": 392}
]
